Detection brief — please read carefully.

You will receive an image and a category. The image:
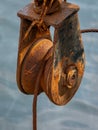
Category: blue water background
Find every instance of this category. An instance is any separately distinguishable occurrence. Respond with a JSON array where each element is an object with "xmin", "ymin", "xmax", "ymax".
[{"xmin": 0, "ymin": 0, "xmax": 98, "ymax": 130}]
